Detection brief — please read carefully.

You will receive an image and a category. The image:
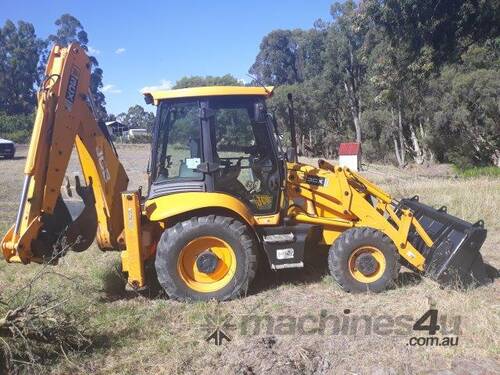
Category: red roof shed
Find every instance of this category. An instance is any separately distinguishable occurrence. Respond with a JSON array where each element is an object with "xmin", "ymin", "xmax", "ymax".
[
  {"xmin": 338, "ymin": 142, "xmax": 361, "ymax": 156},
  {"xmin": 338, "ymin": 142, "xmax": 362, "ymax": 171}
]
